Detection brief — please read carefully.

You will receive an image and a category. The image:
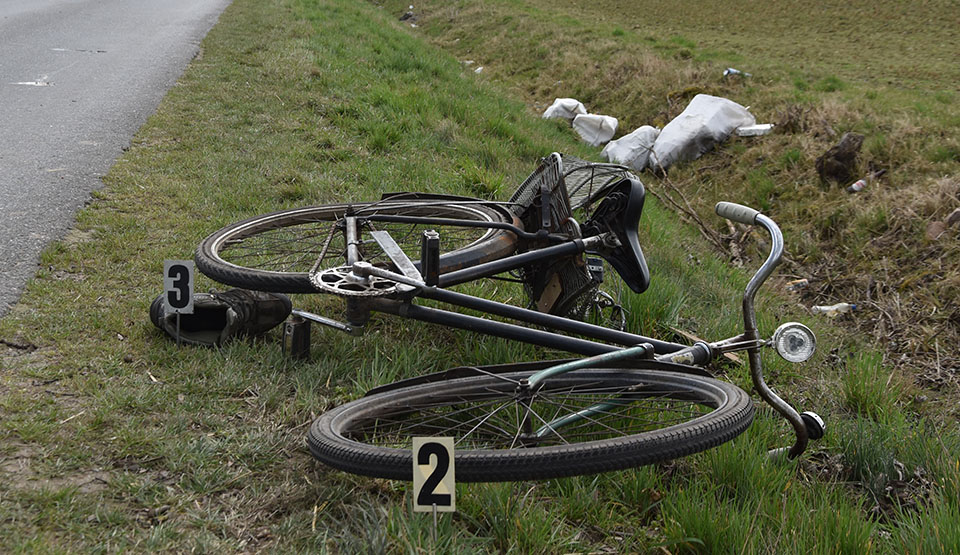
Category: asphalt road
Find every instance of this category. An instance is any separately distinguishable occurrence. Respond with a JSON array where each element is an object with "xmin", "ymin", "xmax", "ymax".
[{"xmin": 0, "ymin": 0, "xmax": 232, "ymax": 316}]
